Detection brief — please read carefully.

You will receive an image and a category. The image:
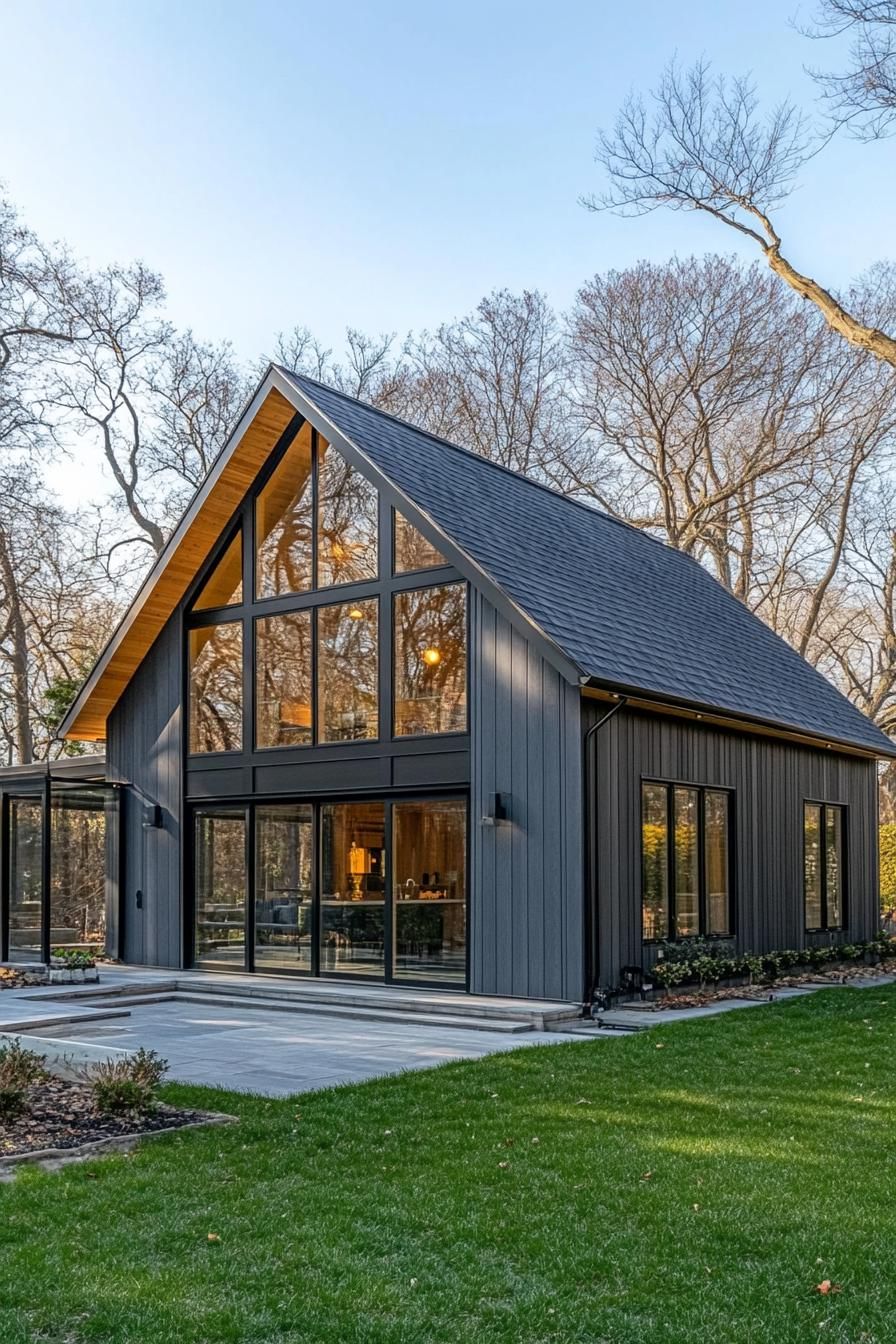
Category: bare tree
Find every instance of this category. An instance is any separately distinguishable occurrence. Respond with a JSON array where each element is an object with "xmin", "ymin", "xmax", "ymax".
[
  {"xmin": 566, "ymin": 255, "xmax": 896, "ymax": 656},
  {"xmin": 275, "ymin": 292, "xmax": 572, "ymax": 478},
  {"xmin": 806, "ymin": 1, "xmax": 896, "ymax": 138},
  {"xmin": 401, "ymin": 290, "xmax": 571, "ymax": 477},
  {"xmin": 0, "ymin": 469, "xmax": 112, "ymax": 763},
  {"xmin": 590, "ymin": 59, "xmax": 896, "ymax": 367}
]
